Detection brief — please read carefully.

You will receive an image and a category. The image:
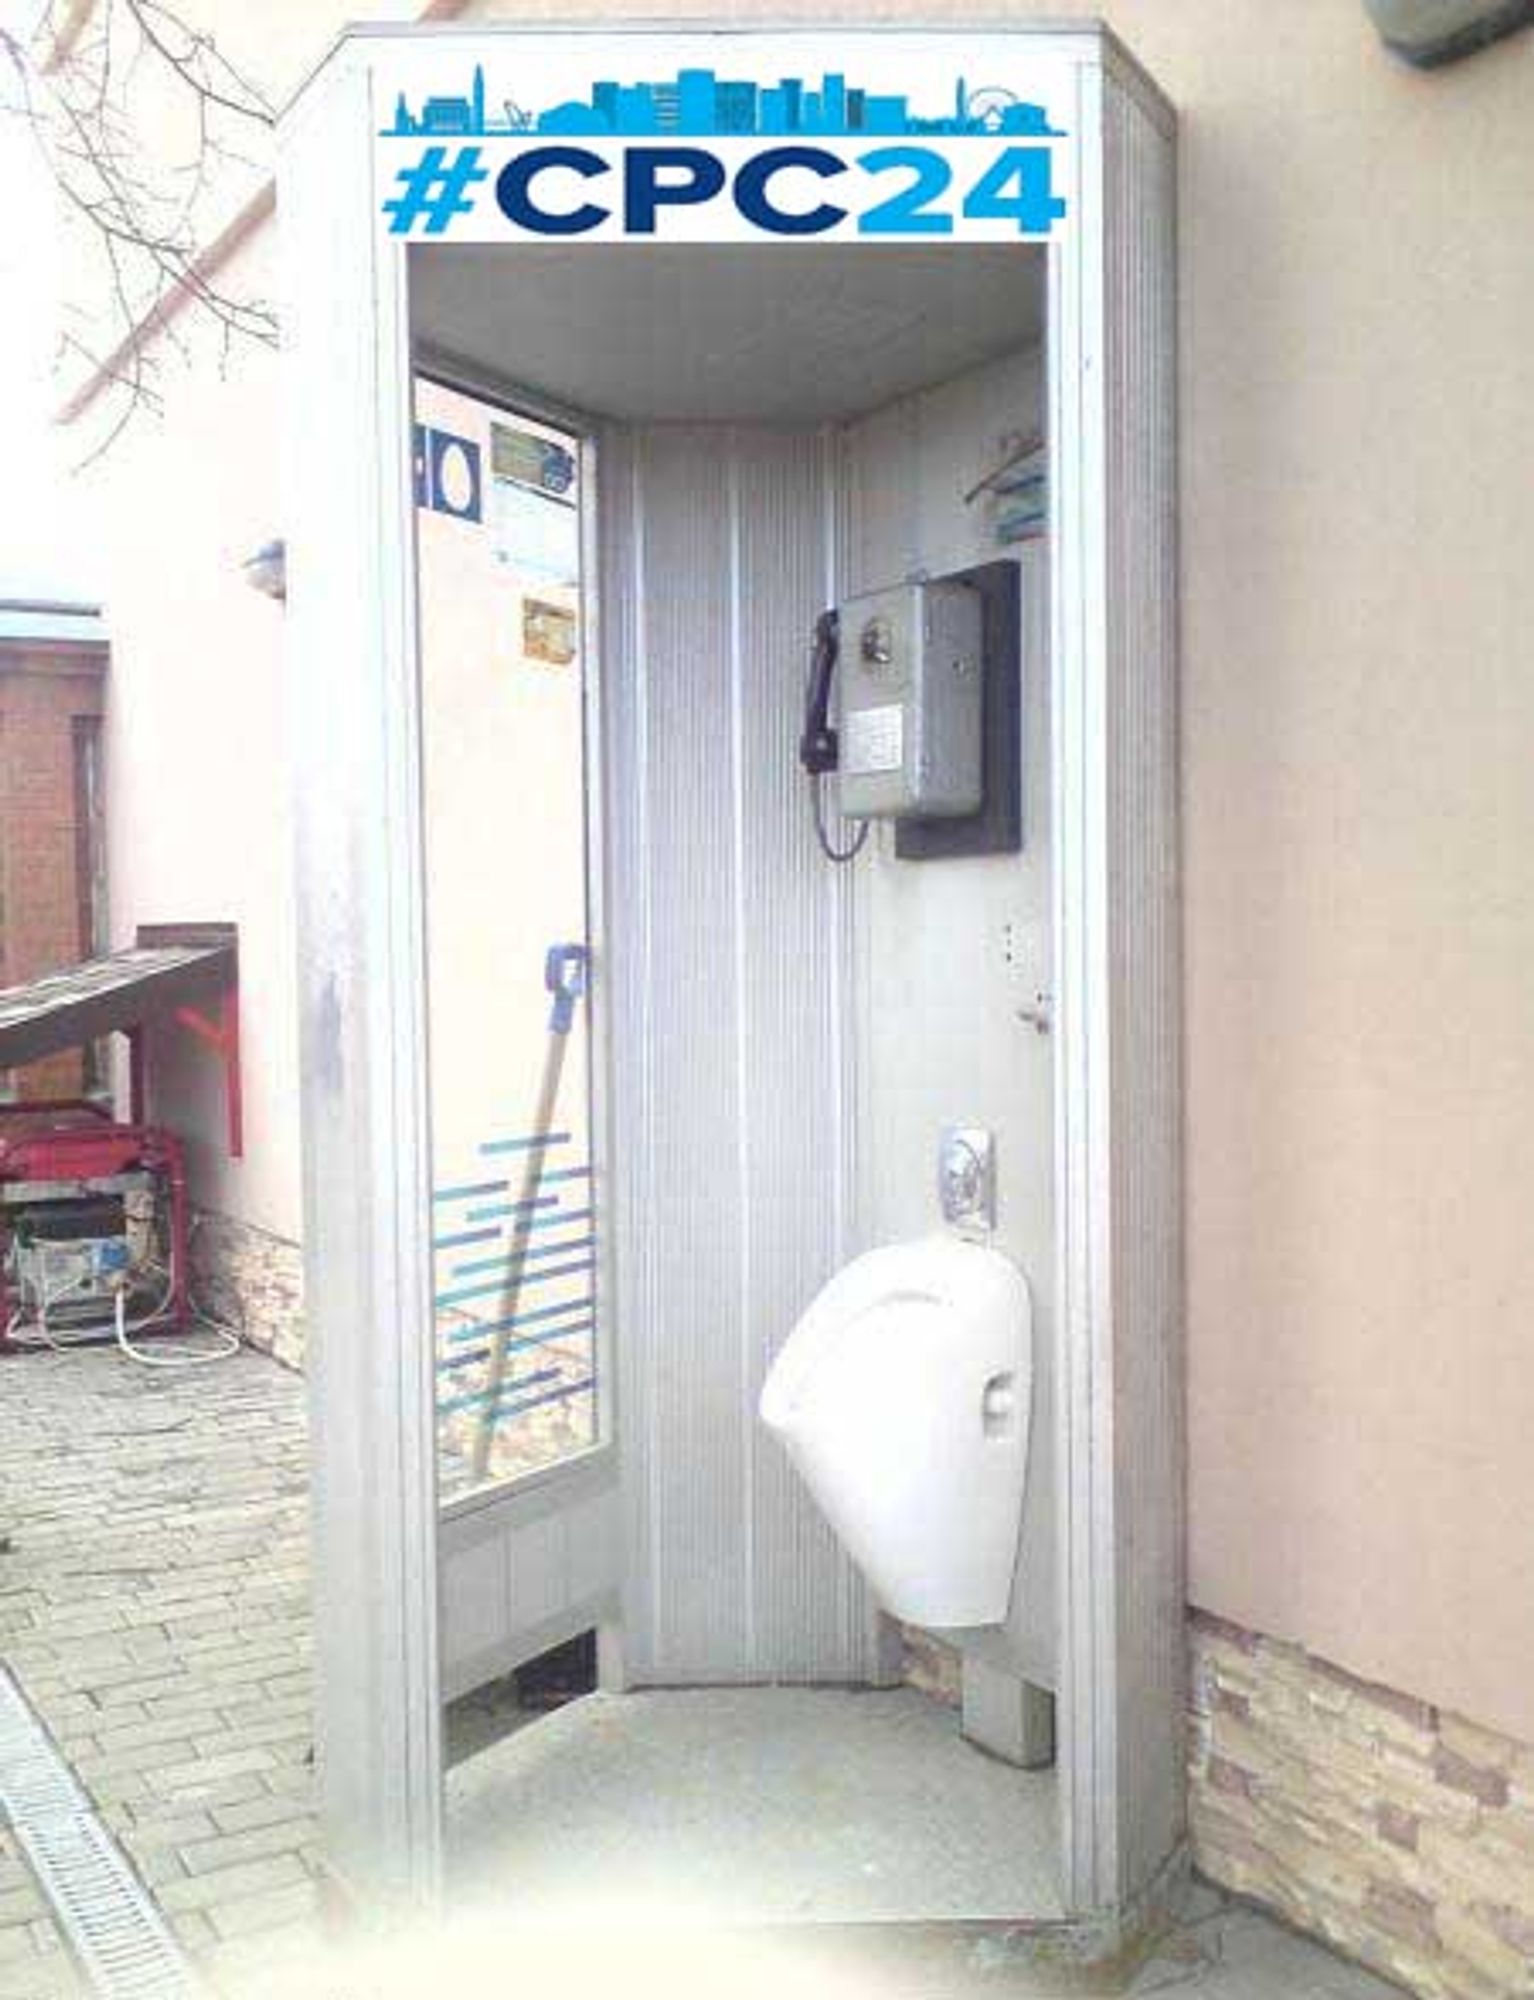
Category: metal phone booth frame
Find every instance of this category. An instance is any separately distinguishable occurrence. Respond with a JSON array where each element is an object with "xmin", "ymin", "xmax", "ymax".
[{"xmin": 279, "ymin": 19, "xmax": 1181, "ymax": 1975}]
